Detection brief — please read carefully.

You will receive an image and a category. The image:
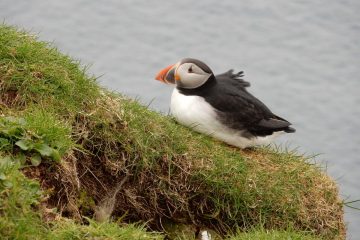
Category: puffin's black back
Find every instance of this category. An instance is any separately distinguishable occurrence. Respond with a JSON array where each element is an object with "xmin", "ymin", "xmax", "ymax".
[{"xmin": 178, "ymin": 72, "xmax": 295, "ymax": 137}]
